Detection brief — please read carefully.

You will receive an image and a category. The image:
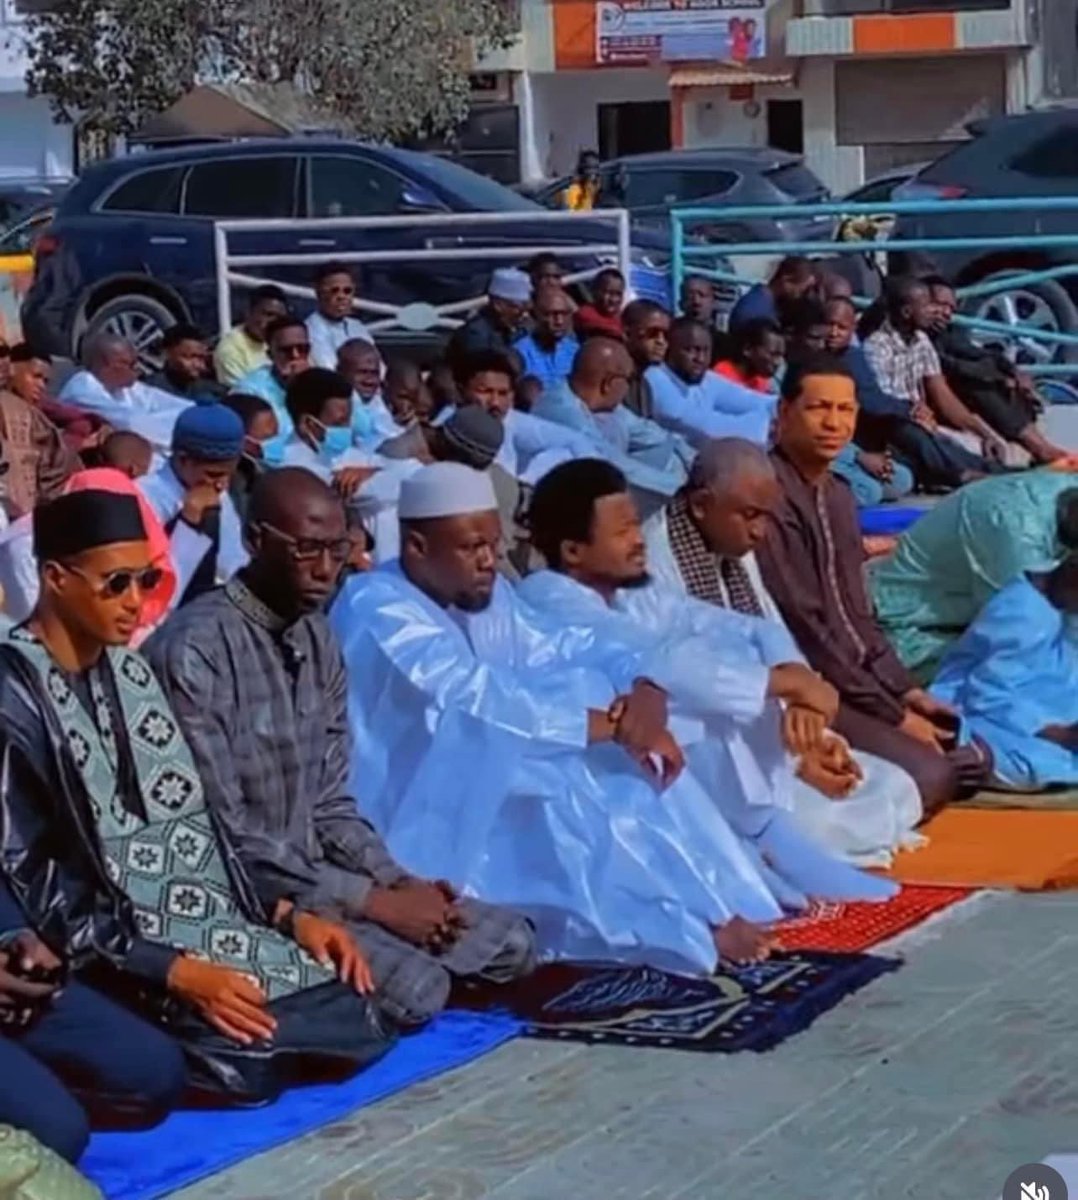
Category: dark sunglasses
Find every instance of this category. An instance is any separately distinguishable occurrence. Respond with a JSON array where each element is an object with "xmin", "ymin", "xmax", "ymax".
[
  {"xmin": 259, "ymin": 522, "xmax": 351, "ymax": 563},
  {"xmin": 276, "ymin": 343, "xmax": 311, "ymax": 359},
  {"xmin": 325, "ymin": 285, "xmax": 355, "ymax": 297},
  {"xmin": 0, "ymin": 345, "xmax": 10, "ymax": 358},
  {"xmin": 60, "ymin": 563, "xmax": 164, "ymax": 598}
]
